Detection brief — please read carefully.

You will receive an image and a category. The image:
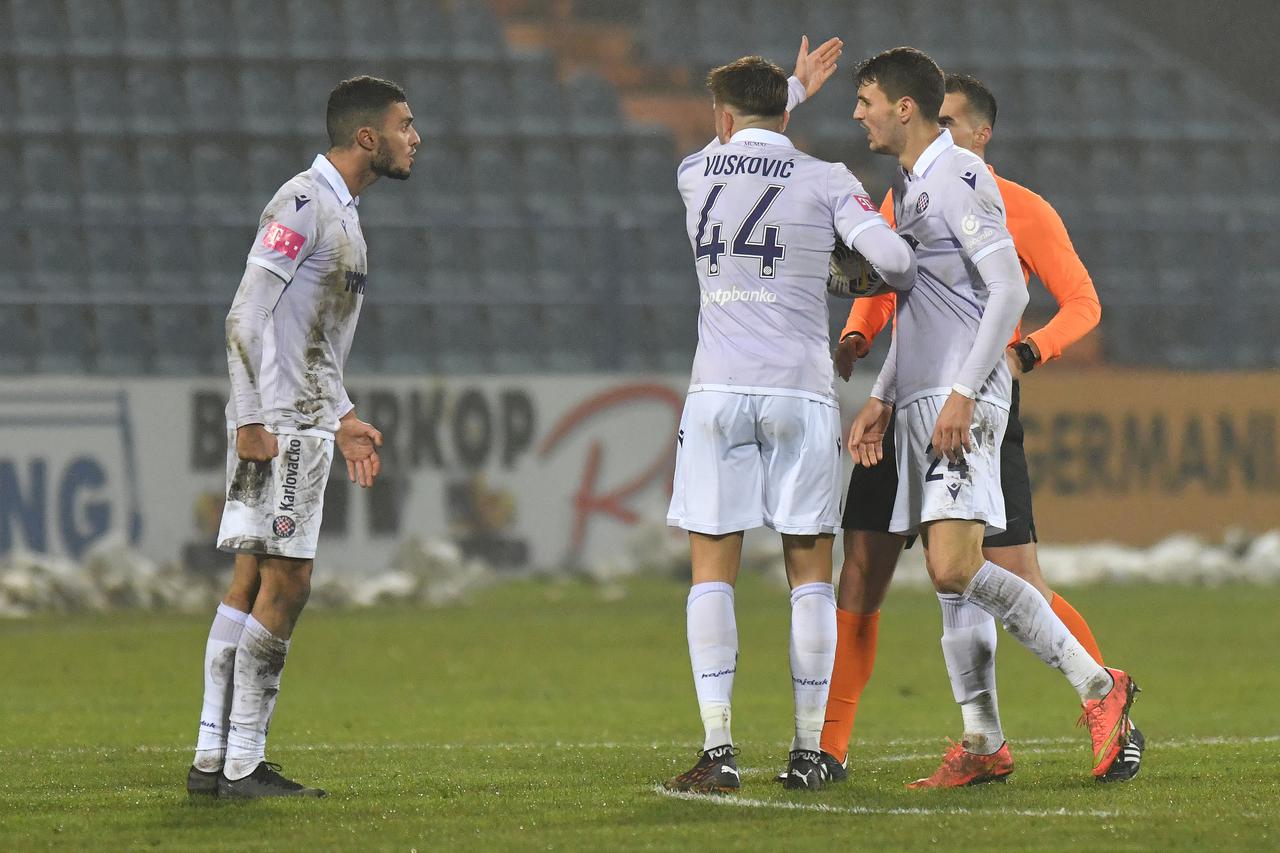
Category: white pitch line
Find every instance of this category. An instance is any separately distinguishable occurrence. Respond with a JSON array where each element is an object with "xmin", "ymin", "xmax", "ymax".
[
  {"xmin": 653, "ymin": 786, "xmax": 1118, "ymax": 819},
  {"xmin": 3, "ymin": 734, "xmax": 1277, "ymax": 759}
]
